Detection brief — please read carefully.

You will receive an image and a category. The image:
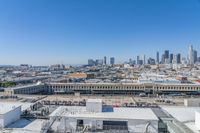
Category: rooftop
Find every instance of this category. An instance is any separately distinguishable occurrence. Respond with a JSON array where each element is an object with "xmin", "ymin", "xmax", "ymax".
[
  {"xmin": 161, "ymin": 106, "xmax": 200, "ymax": 133},
  {"xmin": 49, "ymin": 82, "xmax": 200, "ymax": 86},
  {"xmin": 50, "ymin": 106, "xmax": 158, "ymax": 121},
  {"xmin": 6, "ymin": 83, "xmax": 44, "ymax": 91},
  {"xmin": 0, "ymin": 103, "xmax": 21, "ymax": 114},
  {"xmin": 0, "ymin": 101, "xmax": 31, "ymax": 112},
  {"xmin": 161, "ymin": 106, "xmax": 200, "ymax": 122}
]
